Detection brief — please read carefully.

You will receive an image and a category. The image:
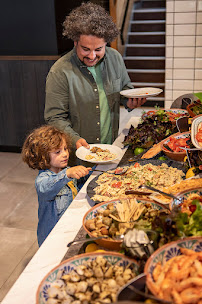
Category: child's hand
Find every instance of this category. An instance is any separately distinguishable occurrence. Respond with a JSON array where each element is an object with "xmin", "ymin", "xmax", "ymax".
[{"xmin": 66, "ymin": 166, "xmax": 91, "ymax": 179}]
